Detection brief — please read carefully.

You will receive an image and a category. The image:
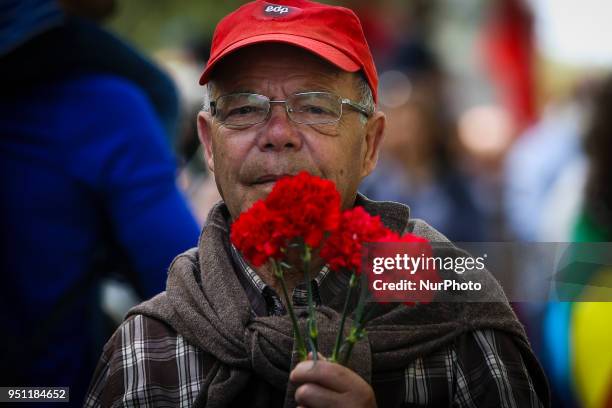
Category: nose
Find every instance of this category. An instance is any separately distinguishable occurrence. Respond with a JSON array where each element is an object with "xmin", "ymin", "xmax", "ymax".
[{"xmin": 256, "ymin": 103, "xmax": 303, "ymax": 152}]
